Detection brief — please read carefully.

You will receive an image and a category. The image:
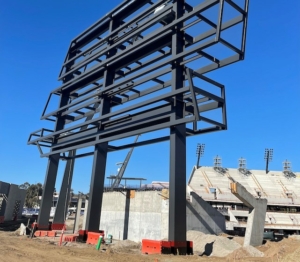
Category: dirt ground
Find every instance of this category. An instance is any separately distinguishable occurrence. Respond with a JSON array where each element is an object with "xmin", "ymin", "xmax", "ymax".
[{"xmin": 0, "ymin": 231, "xmax": 300, "ymax": 262}]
